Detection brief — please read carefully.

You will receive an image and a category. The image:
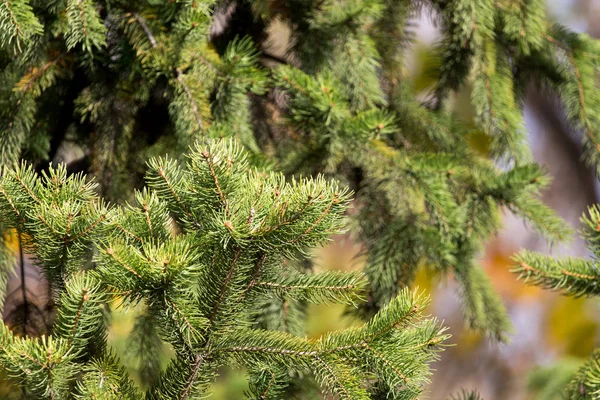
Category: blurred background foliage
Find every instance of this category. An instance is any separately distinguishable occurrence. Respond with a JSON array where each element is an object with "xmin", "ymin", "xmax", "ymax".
[
  {"xmin": 276, "ymin": 0, "xmax": 600, "ymax": 398},
  {"xmin": 410, "ymin": 1, "xmax": 600, "ymax": 398}
]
